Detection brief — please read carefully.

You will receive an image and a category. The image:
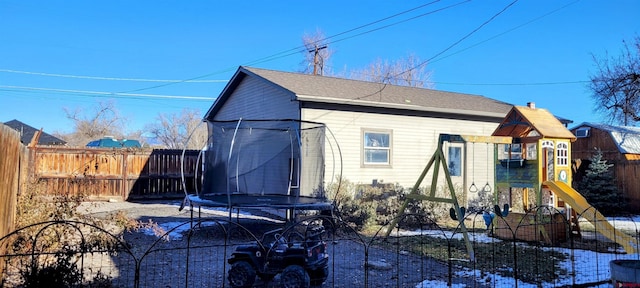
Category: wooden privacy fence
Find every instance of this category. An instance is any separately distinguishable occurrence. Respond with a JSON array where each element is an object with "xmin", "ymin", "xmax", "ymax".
[
  {"xmin": 0, "ymin": 125, "xmax": 29, "ymax": 274},
  {"xmin": 31, "ymin": 147, "xmax": 201, "ymax": 200}
]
